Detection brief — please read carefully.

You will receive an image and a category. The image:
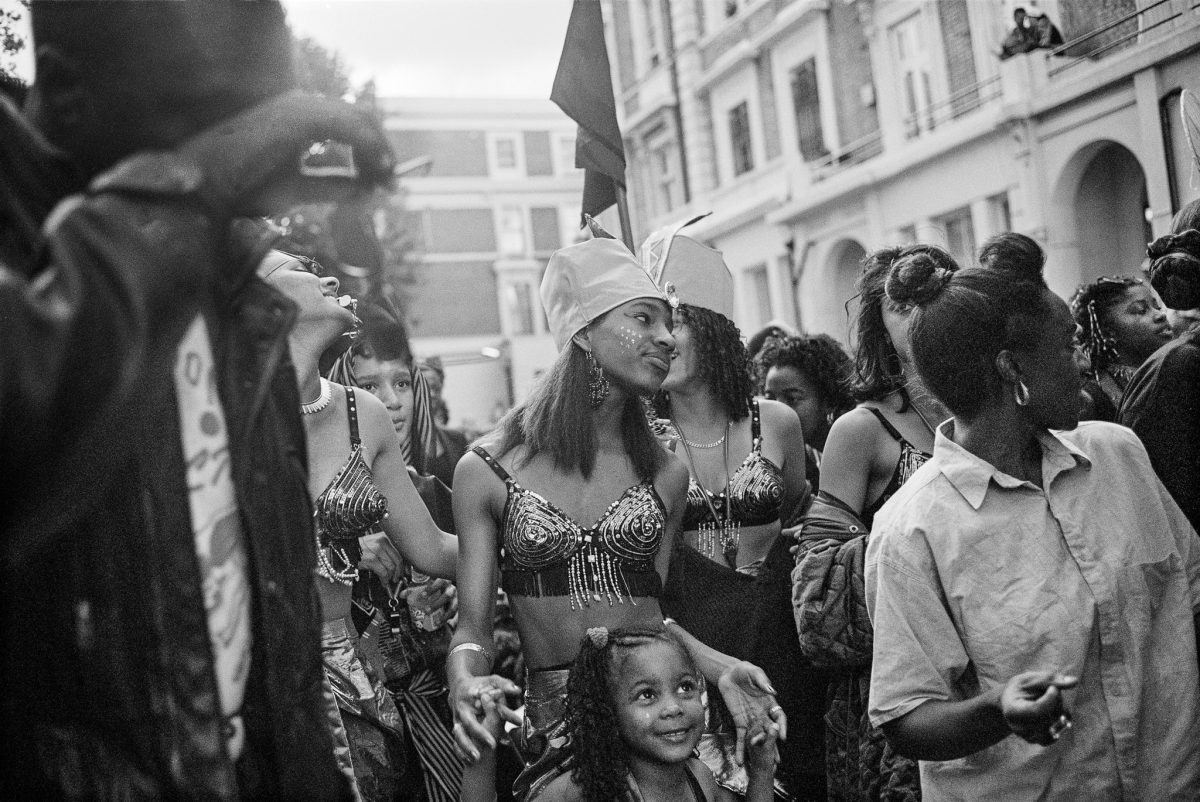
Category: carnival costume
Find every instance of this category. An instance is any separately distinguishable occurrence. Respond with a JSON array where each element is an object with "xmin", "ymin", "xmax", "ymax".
[
  {"xmin": 478, "ymin": 237, "xmax": 671, "ymax": 800},
  {"xmin": 310, "ymin": 384, "xmax": 407, "ymax": 801},
  {"xmin": 642, "ymin": 220, "xmax": 815, "ymax": 797}
]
